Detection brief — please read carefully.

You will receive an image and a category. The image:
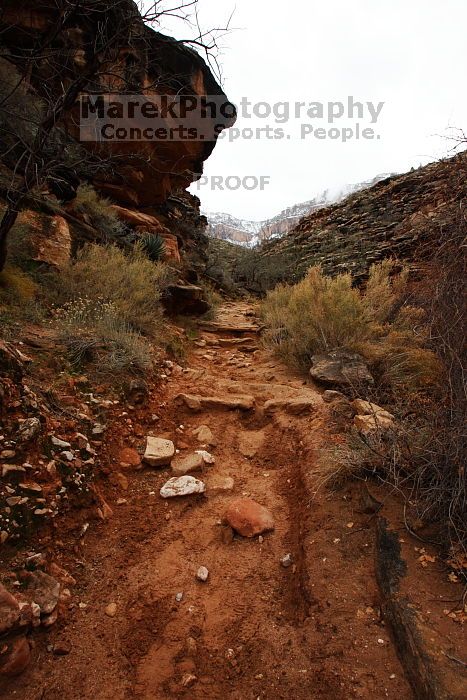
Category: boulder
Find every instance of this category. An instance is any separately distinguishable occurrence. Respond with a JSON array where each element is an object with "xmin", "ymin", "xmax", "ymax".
[
  {"xmin": 164, "ymin": 284, "xmax": 210, "ymax": 316},
  {"xmin": 310, "ymin": 349, "xmax": 374, "ymax": 388},
  {"xmin": 160, "ymin": 475, "xmax": 206, "ymax": 498},
  {"xmin": 33, "ymin": 214, "xmax": 71, "ymax": 269},
  {"xmin": 143, "ymin": 437, "xmax": 175, "ymax": 467},
  {"xmin": 16, "ymin": 417, "xmax": 41, "ymax": 444},
  {"xmin": 224, "ymin": 498, "xmax": 274, "ymax": 538},
  {"xmin": 237, "ymin": 431, "xmax": 265, "ymax": 458},
  {"xmin": 322, "ymin": 390, "xmax": 346, "ymax": 403},
  {"xmin": 352, "ymin": 399, "xmax": 395, "ymax": 435},
  {"xmin": 171, "ymin": 452, "xmax": 205, "ymax": 477},
  {"xmin": 14, "ymin": 211, "xmax": 71, "ymax": 270}
]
